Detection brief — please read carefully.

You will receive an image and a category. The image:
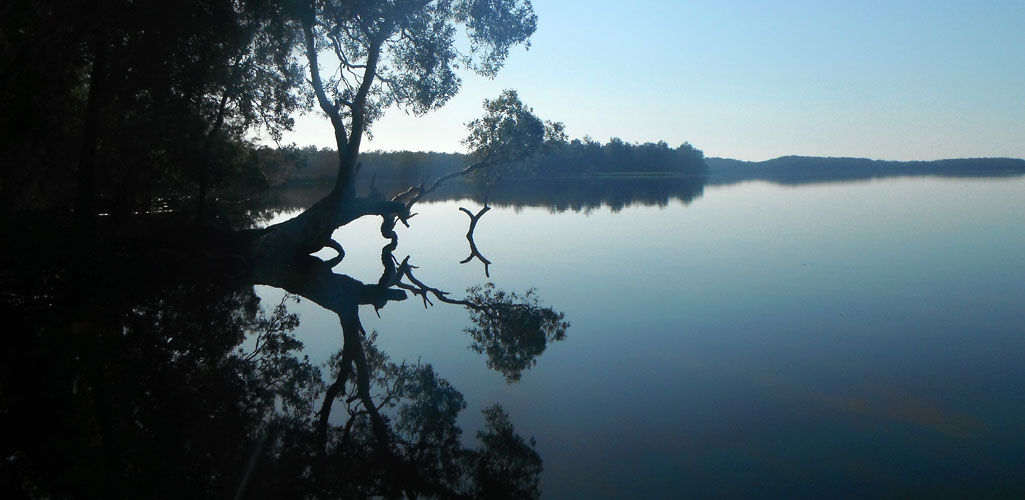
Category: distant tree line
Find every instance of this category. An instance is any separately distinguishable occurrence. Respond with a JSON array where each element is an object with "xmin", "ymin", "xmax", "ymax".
[
  {"xmin": 516, "ymin": 136, "xmax": 707, "ymax": 179},
  {"xmin": 283, "ymin": 148, "xmax": 465, "ymax": 185},
  {"xmin": 706, "ymin": 156, "xmax": 1025, "ymax": 185},
  {"xmin": 279, "ymin": 138, "xmax": 709, "ymax": 186}
]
